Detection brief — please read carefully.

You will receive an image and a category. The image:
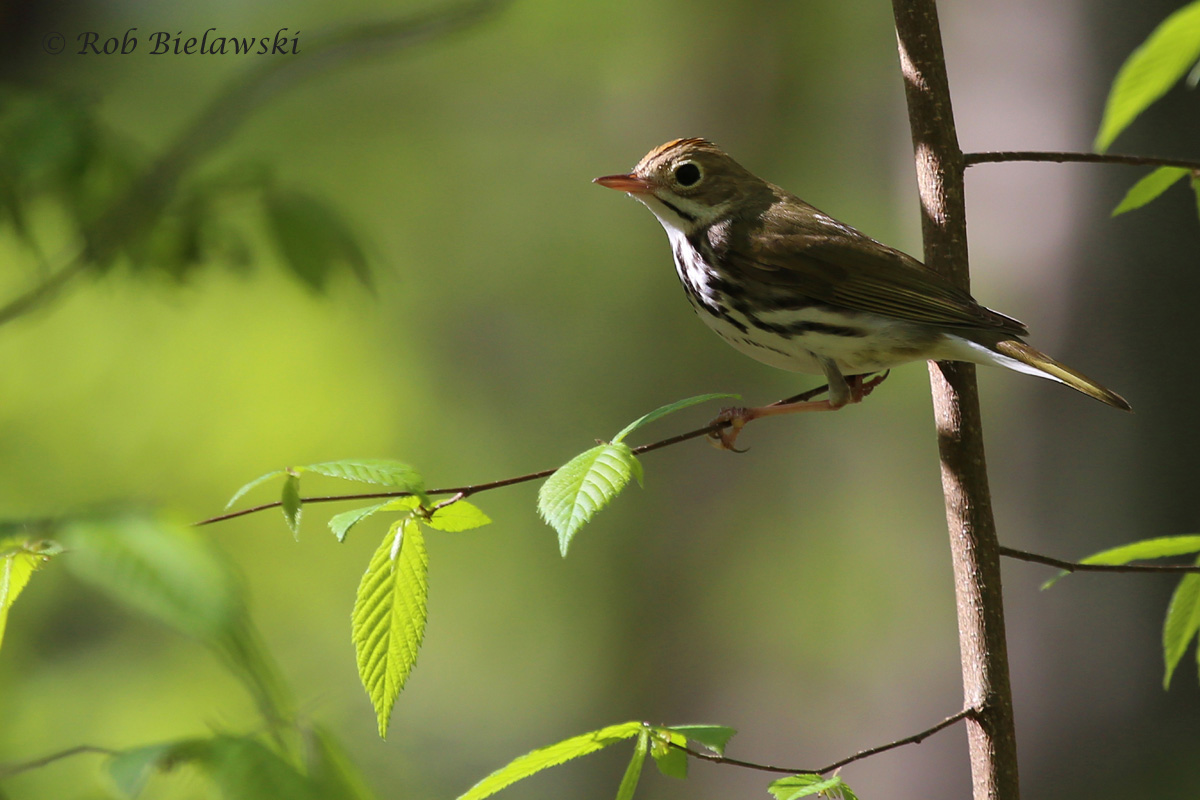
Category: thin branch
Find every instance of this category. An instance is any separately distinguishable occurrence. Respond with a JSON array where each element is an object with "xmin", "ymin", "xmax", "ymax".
[
  {"xmin": 964, "ymin": 151, "xmax": 1200, "ymax": 171},
  {"xmin": 0, "ymin": 0, "xmax": 508, "ymax": 329},
  {"xmin": 999, "ymin": 546, "xmax": 1200, "ymax": 575},
  {"xmin": 194, "ymin": 385, "xmax": 829, "ymax": 527},
  {"xmin": 0, "ymin": 745, "xmax": 117, "ymax": 780},
  {"xmin": 672, "ymin": 707, "xmax": 975, "ymax": 776}
]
